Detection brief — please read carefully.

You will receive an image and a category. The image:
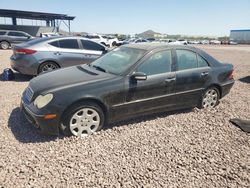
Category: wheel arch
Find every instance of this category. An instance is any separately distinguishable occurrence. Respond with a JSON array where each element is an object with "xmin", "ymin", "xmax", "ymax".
[
  {"xmin": 205, "ymin": 84, "xmax": 222, "ymax": 99},
  {"xmin": 60, "ymin": 97, "xmax": 108, "ymax": 123},
  {"xmin": 37, "ymin": 60, "xmax": 61, "ymax": 74}
]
